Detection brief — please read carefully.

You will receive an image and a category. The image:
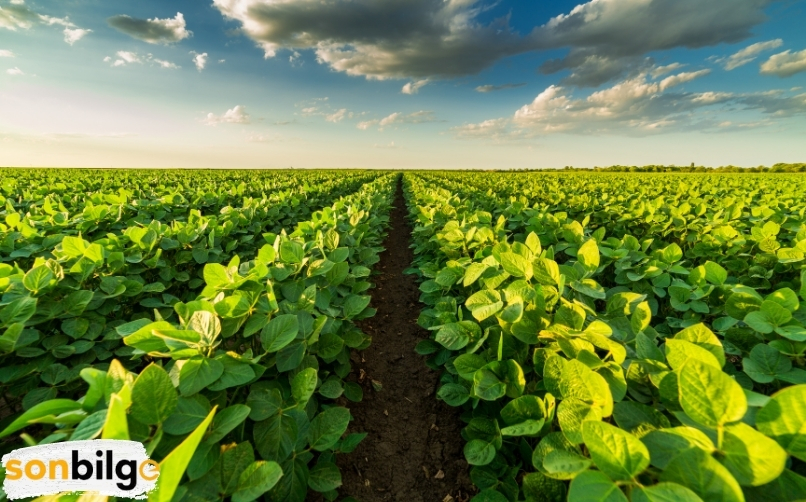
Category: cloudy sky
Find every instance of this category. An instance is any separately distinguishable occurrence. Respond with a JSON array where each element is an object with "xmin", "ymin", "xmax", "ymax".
[{"xmin": 1, "ymin": 0, "xmax": 805, "ymax": 168}]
